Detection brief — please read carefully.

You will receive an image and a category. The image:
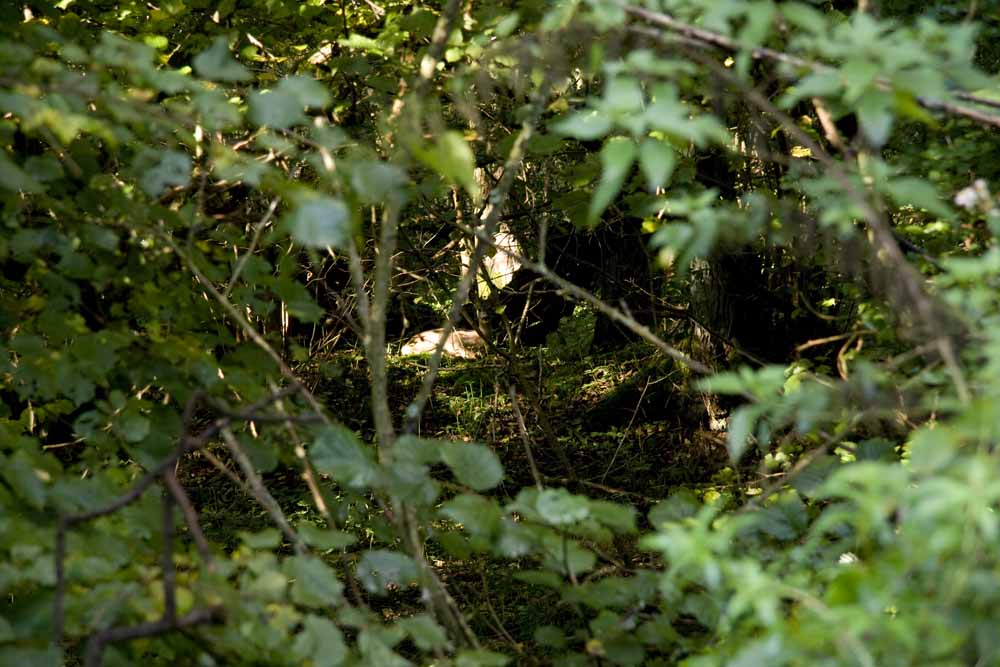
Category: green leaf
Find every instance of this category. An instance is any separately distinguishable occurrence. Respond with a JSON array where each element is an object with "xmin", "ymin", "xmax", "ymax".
[
  {"xmin": 298, "ymin": 523, "xmax": 357, "ymax": 550},
  {"xmin": 588, "ymin": 500, "xmax": 637, "ymax": 533},
  {"xmin": 193, "ymin": 36, "xmax": 251, "ymax": 82},
  {"xmin": 310, "ymin": 425, "xmax": 378, "ymax": 489},
  {"xmin": 2, "ymin": 452, "xmax": 47, "ymax": 510},
  {"xmin": 588, "ymin": 137, "xmax": 636, "ymax": 225},
  {"xmin": 552, "ymin": 110, "xmax": 612, "ymax": 141},
  {"xmin": 603, "ymin": 77, "xmax": 644, "ymax": 114},
  {"xmin": 440, "ymin": 442, "xmax": 504, "ymax": 491},
  {"xmin": 397, "ymin": 614, "xmax": 450, "ymax": 652},
  {"xmin": 285, "ymin": 555, "xmax": 345, "ymax": 608},
  {"xmin": 350, "ymin": 161, "xmax": 408, "ymax": 204},
  {"xmin": 440, "ymin": 494, "xmax": 503, "ymax": 537},
  {"xmin": 394, "ymin": 435, "xmax": 444, "ymax": 464},
  {"xmin": 250, "ymin": 76, "xmax": 330, "ymax": 129},
  {"xmin": 857, "ymin": 90, "xmax": 894, "ymax": 147},
  {"xmin": 380, "ymin": 461, "xmax": 440, "ymax": 506},
  {"xmin": 194, "ymin": 88, "xmax": 242, "ymax": 131},
  {"xmin": 539, "ymin": 534, "xmax": 596, "ymax": 576},
  {"xmin": 115, "ymin": 410, "xmax": 150, "ymax": 444},
  {"xmin": 638, "ymin": 138, "xmax": 675, "ymax": 191},
  {"xmin": 358, "ymin": 628, "xmax": 410, "ymax": 667},
  {"xmin": 0, "ymin": 154, "xmax": 44, "ymax": 193},
  {"xmin": 883, "ymin": 177, "xmax": 951, "ymax": 218},
  {"xmin": 649, "ymin": 489, "xmax": 700, "ymax": 525},
  {"xmin": 0, "ymin": 646, "xmax": 64, "ymax": 667},
  {"xmin": 240, "ymin": 527, "xmax": 282, "ymax": 549},
  {"xmin": 755, "ymin": 492, "xmax": 808, "ymax": 541},
  {"xmin": 138, "ymin": 150, "xmax": 191, "ymax": 196},
  {"xmin": 534, "ymin": 625, "xmax": 567, "ymax": 649},
  {"xmin": 287, "ymin": 197, "xmax": 353, "ymax": 250},
  {"xmin": 415, "ymin": 131, "xmax": 478, "ymax": 200},
  {"xmin": 781, "ymin": 3, "xmax": 827, "ymax": 33},
  {"xmin": 726, "ymin": 406, "xmax": 757, "ymax": 462},
  {"xmin": 356, "ymin": 550, "xmax": 419, "ymax": 594},
  {"xmin": 790, "ymin": 455, "xmax": 839, "ymax": 498},
  {"xmin": 455, "ymin": 650, "xmax": 511, "ymax": 667},
  {"xmin": 292, "ymin": 615, "xmax": 348, "ymax": 667},
  {"xmin": 536, "ymin": 489, "xmax": 589, "ymax": 526}
]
